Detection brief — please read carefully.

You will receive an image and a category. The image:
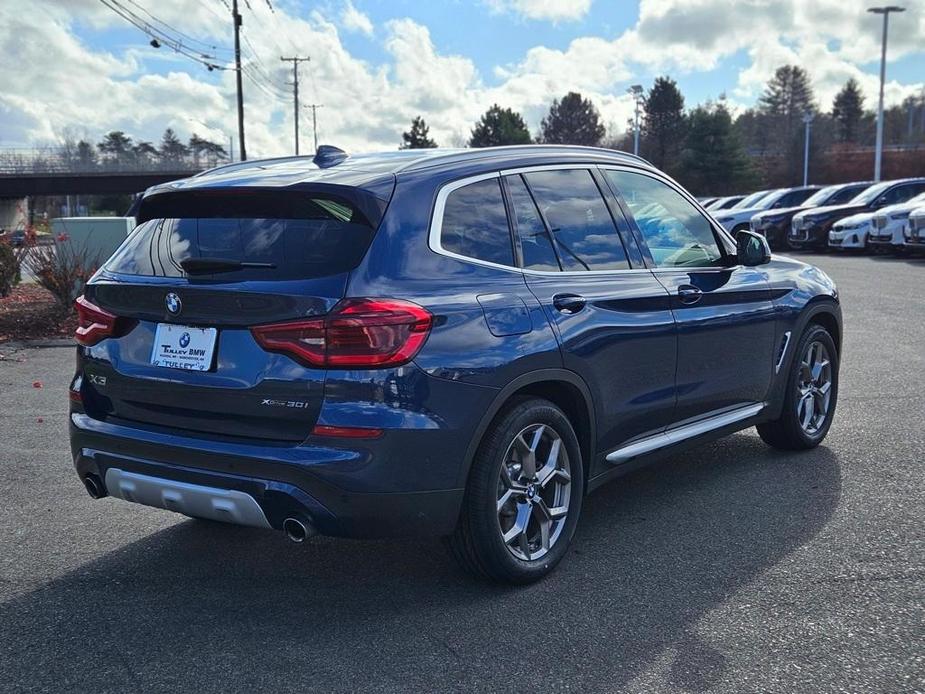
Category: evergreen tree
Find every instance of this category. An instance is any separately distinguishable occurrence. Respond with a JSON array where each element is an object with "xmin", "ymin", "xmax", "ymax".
[
  {"xmin": 643, "ymin": 77, "xmax": 687, "ymax": 174},
  {"xmin": 469, "ymin": 105, "xmax": 532, "ymax": 147},
  {"xmin": 757, "ymin": 65, "xmax": 817, "ymax": 183},
  {"xmin": 97, "ymin": 131, "xmax": 133, "ymax": 162},
  {"xmin": 758, "ymin": 65, "xmax": 816, "ymax": 149},
  {"xmin": 400, "ymin": 116, "xmax": 438, "ymax": 149},
  {"xmin": 131, "ymin": 141, "xmax": 158, "ymax": 165},
  {"xmin": 76, "ymin": 140, "xmax": 97, "ymax": 168},
  {"xmin": 678, "ymin": 102, "xmax": 755, "ymax": 195},
  {"xmin": 831, "ymin": 79, "xmax": 865, "ymax": 143},
  {"xmin": 159, "ymin": 128, "xmax": 190, "ymax": 163},
  {"xmin": 189, "ymin": 134, "xmax": 227, "ymax": 165},
  {"xmin": 539, "ymin": 92, "xmax": 605, "ymax": 146}
]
